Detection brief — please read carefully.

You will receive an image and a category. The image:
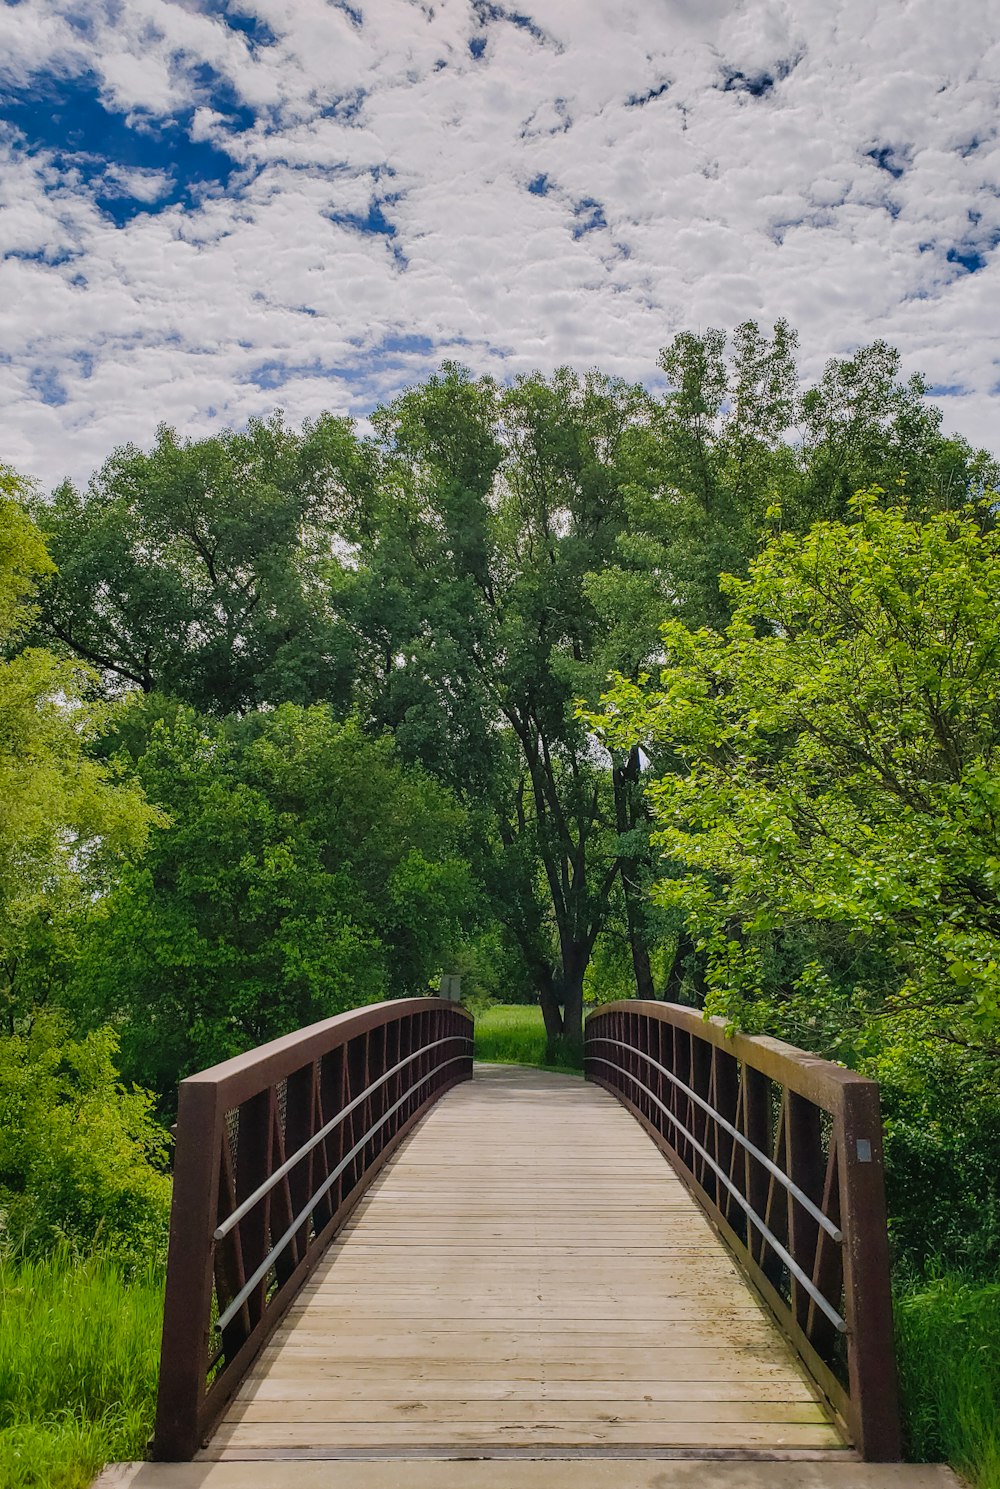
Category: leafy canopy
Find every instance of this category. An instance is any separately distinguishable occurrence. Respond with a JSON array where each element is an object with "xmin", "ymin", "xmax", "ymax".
[
  {"xmin": 0, "ymin": 469, "xmax": 159, "ymax": 1029},
  {"xmin": 72, "ymin": 702, "xmax": 478, "ymax": 1098},
  {"xmin": 592, "ymin": 491, "xmax": 1000, "ymax": 1054}
]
